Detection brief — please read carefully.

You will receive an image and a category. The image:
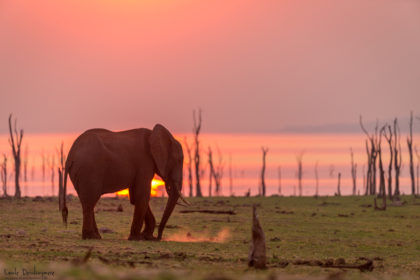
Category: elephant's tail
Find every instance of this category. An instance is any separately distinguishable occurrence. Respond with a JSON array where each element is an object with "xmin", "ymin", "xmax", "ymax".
[
  {"xmin": 60, "ymin": 160, "xmax": 72, "ymax": 227},
  {"xmin": 61, "ymin": 167, "xmax": 69, "ymax": 226}
]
